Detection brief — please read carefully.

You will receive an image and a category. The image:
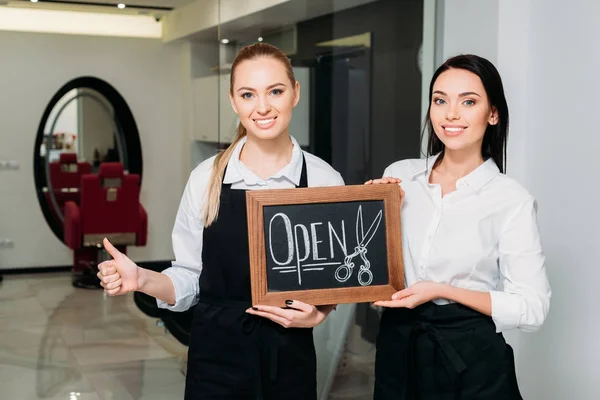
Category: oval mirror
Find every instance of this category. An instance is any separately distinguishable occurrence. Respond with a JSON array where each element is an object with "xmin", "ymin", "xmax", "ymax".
[{"xmin": 34, "ymin": 77, "xmax": 143, "ymax": 244}]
